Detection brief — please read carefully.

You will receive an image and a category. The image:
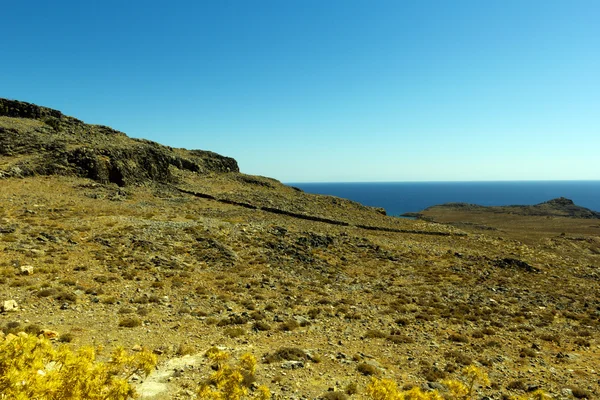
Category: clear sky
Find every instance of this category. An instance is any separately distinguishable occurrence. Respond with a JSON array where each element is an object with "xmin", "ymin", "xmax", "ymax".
[{"xmin": 2, "ymin": 1, "xmax": 599, "ymax": 182}]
